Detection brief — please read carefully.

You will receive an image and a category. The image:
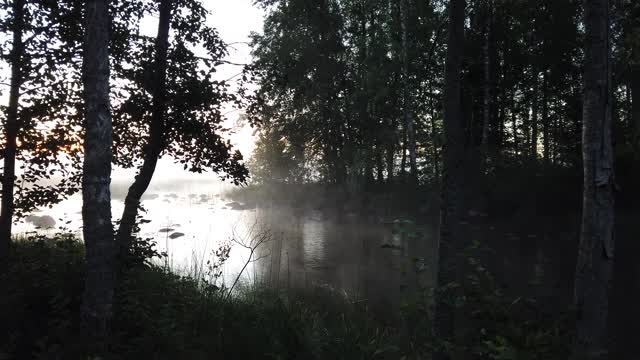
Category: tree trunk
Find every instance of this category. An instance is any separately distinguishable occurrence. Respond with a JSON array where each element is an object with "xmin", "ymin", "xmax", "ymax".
[
  {"xmin": 524, "ymin": 100, "xmax": 531, "ymax": 158},
  {"xmin": 81, "ymin": 0, "xmax": 115, "ymax": 353},
  {"xmin": 430, "ymin": 97, "xmax": 441, "ymax": 179},
  {"xmin": 531, "ymin": 66, "xmax": 539, "ymax": 161},
  {"xmin": 433, "ymin": 0, "xmax": 466, "ymax": 359},
  {"xmin": 116, "ymin": 0, "xmax": 172, "ymax": 266},
  {"xmin": 624, "ymin": 81, "xmax": 635, "ymax": 134},
  {"xmin": 632, "ymin": 63, "xmax": 640, "ymax": 155},
  {"xmin": 401, "ymin": 127, "xmax": 407, "ymax": 176},
  {"xmin": 572, "ymin": 0, "xmax": 615, "ymax": 358},
  {"xmin": 511, "ymin": 91, "xmax": 518, "ymax": 156},
  {"xmin": 551, "ymin": 98, "xmax": 561, "ymax": 165},
  {"xmin": 542, "ymin": 70, "xmax": 550, "ymax": 166},
  {"xmin": 386, "ymin": 140, "xmax": 395, "ymax": 184},
  {"xmin": 630, "ymin": 3, "xmax": 640, "ymax": 156},
  {"xmin": 495, "ymin": 41, "xmax": 506, "ymax": 153},
  {"xmin": 480, "ymin": 0, "xmax": 492, "ymax": 162},
  {"xmin": 0, "ymin": 0, "xmax": 25, "ymax": 265},
  {"xmin": 376, "ymin": 145, "xmax": 384, "ymax": 185},
  {"xmin": 401, "ymin": 0, "xmax": 417, "ymax": 180}
]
